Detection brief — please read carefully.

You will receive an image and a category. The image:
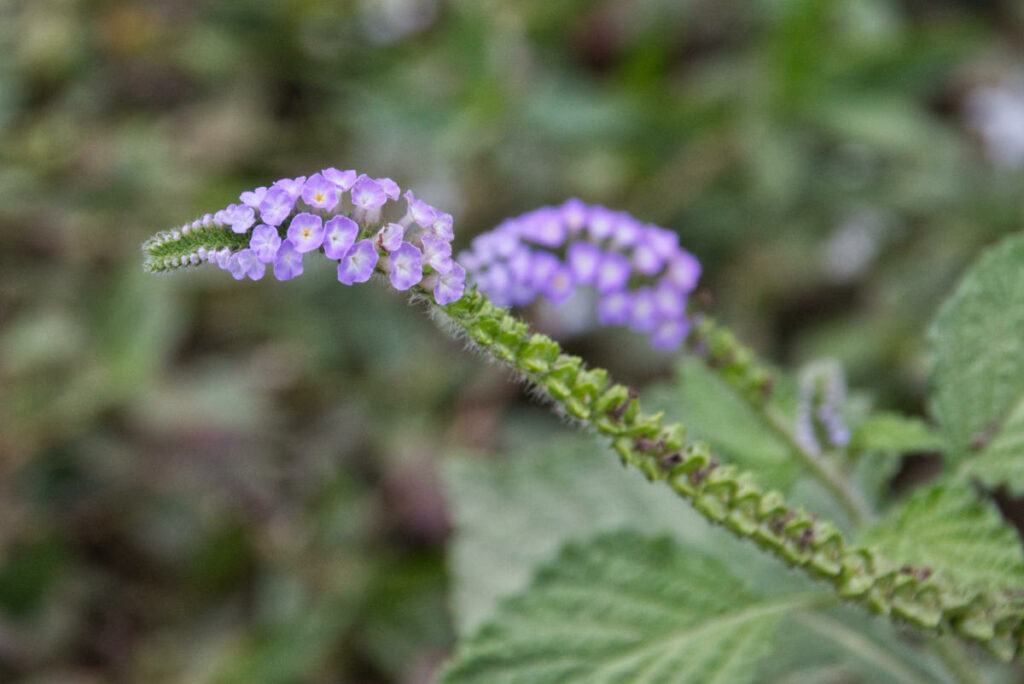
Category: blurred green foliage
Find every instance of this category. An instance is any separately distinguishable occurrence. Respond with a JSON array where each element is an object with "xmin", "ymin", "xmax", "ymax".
[{"xmin": 3, "ymin": 0, "xmax": 1024, "ymax": 681}]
